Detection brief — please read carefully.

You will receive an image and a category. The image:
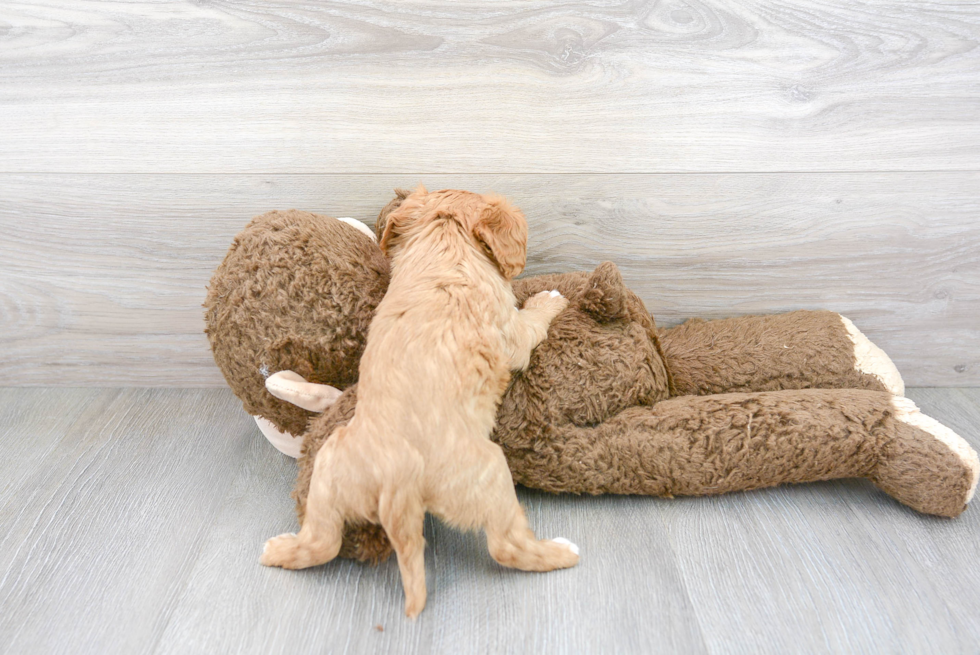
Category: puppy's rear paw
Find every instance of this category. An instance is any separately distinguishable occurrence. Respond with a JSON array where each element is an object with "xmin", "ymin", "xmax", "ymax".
[
  {"xmin": 551, "ymin": 537, "xmax": 580, "ymax": 556},
  {"xmin": 542, "ymin": 537, "xmax": 580, "ymax": 569},
  {"xmin": 261, "ymin": 533, "xmax": 303, "ymax": 569}
]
